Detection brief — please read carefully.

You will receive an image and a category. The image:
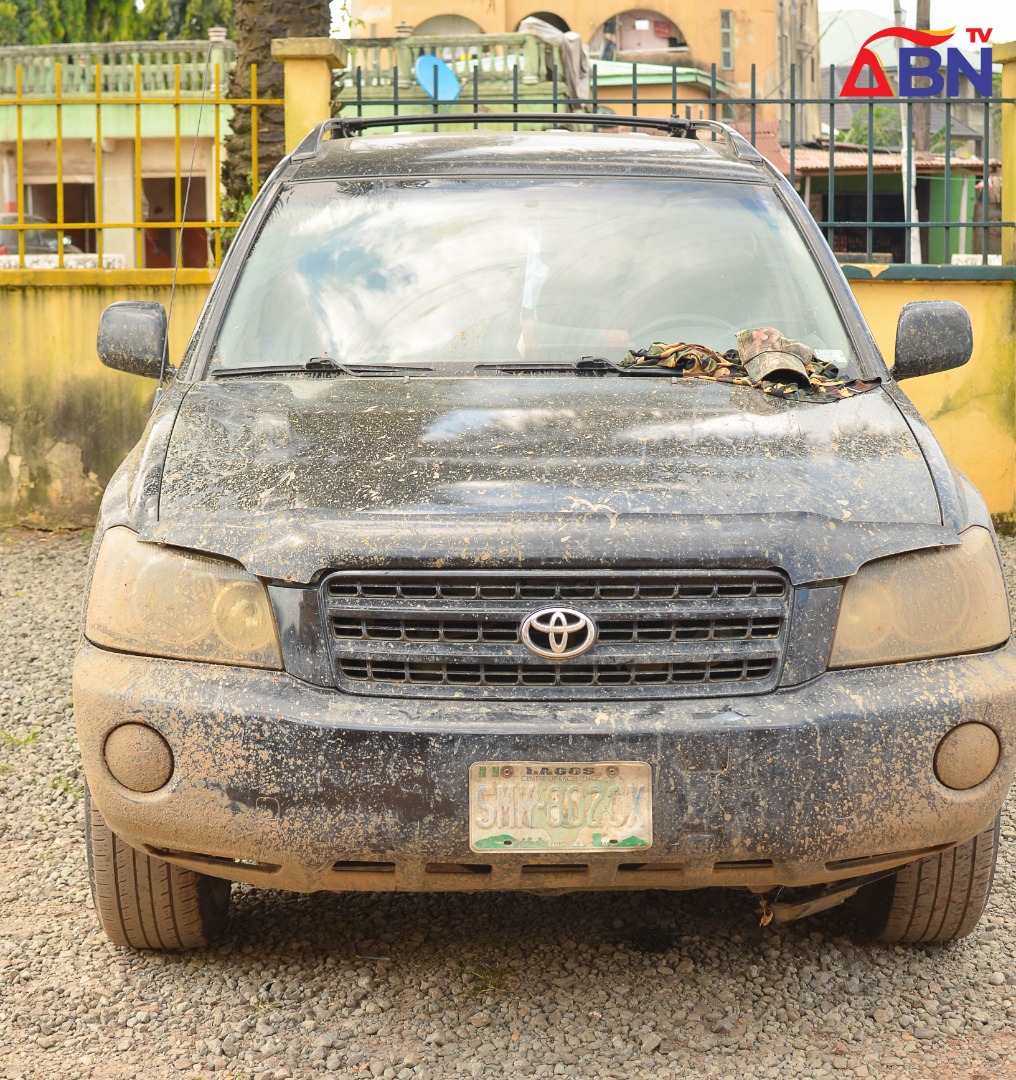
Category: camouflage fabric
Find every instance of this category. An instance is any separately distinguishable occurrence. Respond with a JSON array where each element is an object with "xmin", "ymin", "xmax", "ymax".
[
  {"xmin": 736, "ymin": 326, "xmax": 812, "ymax": 385},
  {"xmin": 620, "ymin": 329, "xmax": 877, "ymax": 403}
]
